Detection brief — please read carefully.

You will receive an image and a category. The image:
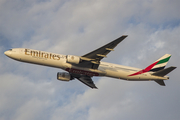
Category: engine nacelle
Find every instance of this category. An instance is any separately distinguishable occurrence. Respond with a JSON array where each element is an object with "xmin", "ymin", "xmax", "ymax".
[
  {"xmin": 66, "ymin": 55, "xmax": 80, "ymax": 64},
  {"xmin": 57, "ymin": 72, "xmax": 72, "ymax": 81}
]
